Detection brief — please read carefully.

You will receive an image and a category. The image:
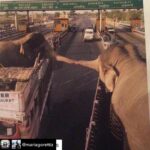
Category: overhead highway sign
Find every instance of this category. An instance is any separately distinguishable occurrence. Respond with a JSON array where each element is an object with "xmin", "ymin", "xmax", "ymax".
[{"xmin": 0, "ymin": 0, "xmax": 143, "ymax": 11}]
